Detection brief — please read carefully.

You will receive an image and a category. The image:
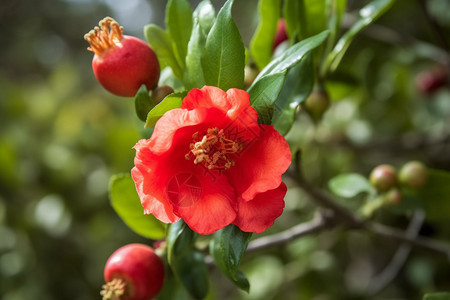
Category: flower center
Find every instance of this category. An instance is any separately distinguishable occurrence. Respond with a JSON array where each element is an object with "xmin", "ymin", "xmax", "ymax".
[
  {"xmin": 185, "ymin": 127, "xmax": 241, "ymax": 170},
  {"xmin": 84, "ymin": 17, "xmax": 124, "ymax": 57}
]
